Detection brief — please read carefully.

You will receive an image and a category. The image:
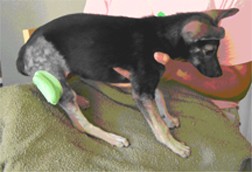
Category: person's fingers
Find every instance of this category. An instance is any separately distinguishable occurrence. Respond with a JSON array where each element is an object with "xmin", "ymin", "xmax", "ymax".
[
  {"xmin": 113, "ymin": 67, "xmax": 131, "ymax": 79},
  {"xmin": 154, "ymin": 52, "xmax": 170, "ymax": 65}
]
